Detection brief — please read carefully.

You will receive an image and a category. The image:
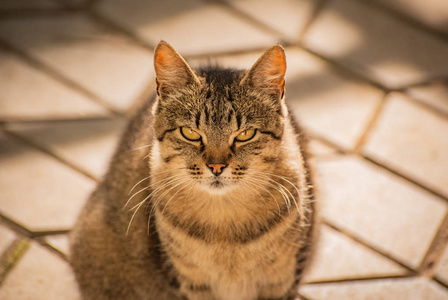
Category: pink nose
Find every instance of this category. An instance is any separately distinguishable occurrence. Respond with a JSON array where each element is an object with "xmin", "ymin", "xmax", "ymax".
[{"xmin": 207, "ymin": 163, "xmax": 227, "ymax": 176}]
